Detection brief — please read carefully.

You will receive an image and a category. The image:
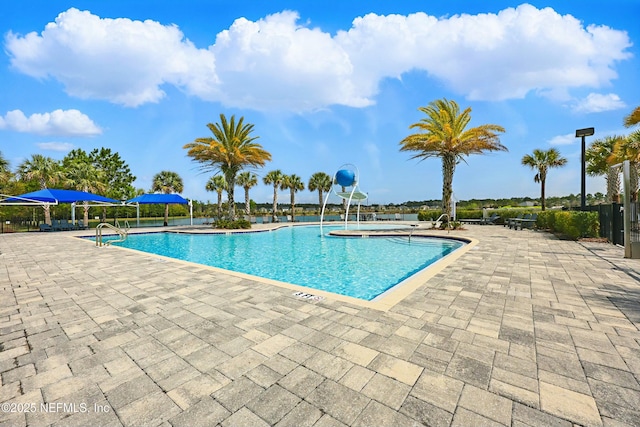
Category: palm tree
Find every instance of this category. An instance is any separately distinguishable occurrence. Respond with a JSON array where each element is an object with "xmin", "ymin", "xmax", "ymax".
[
  {"xmin": 521, "ymin": 148, "xmax": 567, "ymax": 210},
  {"xmin": 206, "ymin": 175, "xmax": 227, "ymax": 219},
  {"xmin": 17, "ymin": 154, "xmax": 64, "ymax": 225},
  {"xmin": 586, "ymin": 135, "xmax": 625, "ymax": 203},
  {"xmin": 263, "ymin": 169, "xmax": 284, "ymax": 222},
  {"xmin": 0, "ymin": 151, "xmax": 11, "ymax": 190},
  {"xmin": 236, "ymin": 171, "xmax": 258, "ymax": 218},
  {"xmin": 399, "ymin": 98, "xmax": 506, "ymax": 216},
  {"xmin": 282, "ymin": 174, "xmax": 304, "ymax": 222},
  {"xmin": 624, "ymin": 106, "xmax": 640, "ymax": 128},
  {"xmin": 184, "ymin": 114, "xmax": 271, "ymax": 220},
  {"xmin": 308, "ymin": 172, "xmax": 332, "ymax": 212},
  {"xmin": 609, "ymin": 132, "xmax": 640, "ymax": 201},
  {"xmin": 65, "ymin": 160, "xmax": 107, "ymax": 226},
  {"xmin": 151, "ymin": 171, "xmax": 184, "ymax": 226}
]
